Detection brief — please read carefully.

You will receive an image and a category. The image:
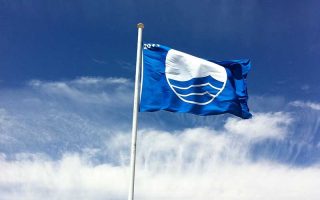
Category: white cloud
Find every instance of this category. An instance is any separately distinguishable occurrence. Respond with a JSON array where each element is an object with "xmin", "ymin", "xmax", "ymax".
[
  {"xmin": 28, "ymin": 77, "xmax": 132, "ymax": 105},
  {"xmin": 0, "ymin": 153, "xmax": 128, "ymax": 200},
  {"xmin": 0, "ymin": 109, "xmax": 17, "ymax": 144},
  {"xmin": 290, "ymin": 100, "xmax": 320, "ymax": 111},
  {"xmin": 224, "ymin": 112, "xmax": 293, "ymax": 140},
  {"xmin": 71, "ymin": 76, "xmax": 130, "ymax": 85},
  {"xmin": 0, "ymin": 77, "xmax": 320, "ymax": 199},
  {"xmin": 0, "ymin": 77, "xmax": 135, "ymax": 157},
  {"xmin": 0, "ymin": 129, "xmax": 320, "ymax": 200},
  {"xmin": 29, "ymin": 77, "xmax": 130, "ymax": 87}
]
